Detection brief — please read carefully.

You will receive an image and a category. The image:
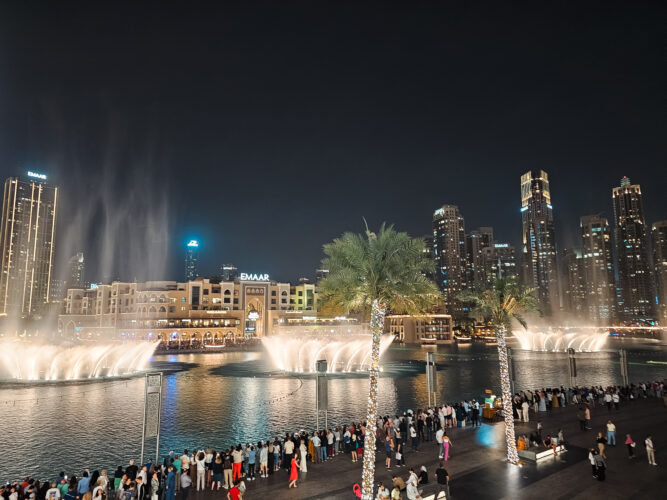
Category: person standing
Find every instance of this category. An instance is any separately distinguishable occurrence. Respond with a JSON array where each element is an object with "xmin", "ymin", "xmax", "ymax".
[
  {"xmin": 596, "ymin": 432, "xmax": 608, "ymax": 459},
  {"xmin": 312, "ymin": 433, "xmax": 321, "ymax": 464},
  {"xmin": 522, "ymin": 399, "xmax": 530, "ymax": 423},
  {"xmin": 172, "ymin": 456, "xmax": 181, "ymax": 493},
  {"xmin": 585, "ymin": 406, "xmax": 592, "ymax": 430},
  {"xmin": 645, "ymin": 435, "xmax": 657, "ymax": 466},
  {"xmin": 231, "ymin": 446, "xmax": 243, "ymax": 482},
  {"xmin": 180, "ymin": 471, "xmax": 191, "ymax": 500},
  {"xmin": 283, "ymin": 439, "xmax": 295, "ymax": 472},
  {"xmin": 625, "ymin": 434, "xmax": 636, "ymax": 459},
  {"xmin": 222, "ymin": 451, "xmax": 233, "ymax": 490},
  {"xmin": 606, "ymin": 420, "xmax": 616, "ymax": 447},
  {"xmin": 435, "ymin": 427, "xmax": 444, "ymax": 459},
  {"xmin": 164, "ymin": 467, "xmax": 175, "ymax": 500},
  {"xmin": 385, "ymin": 434, "xmax": 394, "ymax": 470},
  {"xmin": 435, "ymin": 462, "xmax": 450, "ymax": 499},
  {"xmin": 593, "ymin": 451, "xmax": 606, "ymax": 481},
  {"xmin": 195, "ymin": 452, "xmax": 206, "ymax": 491},
  {"xmin": 180, "ymin": 451, "xmax": 190, "ymax": 481}
]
